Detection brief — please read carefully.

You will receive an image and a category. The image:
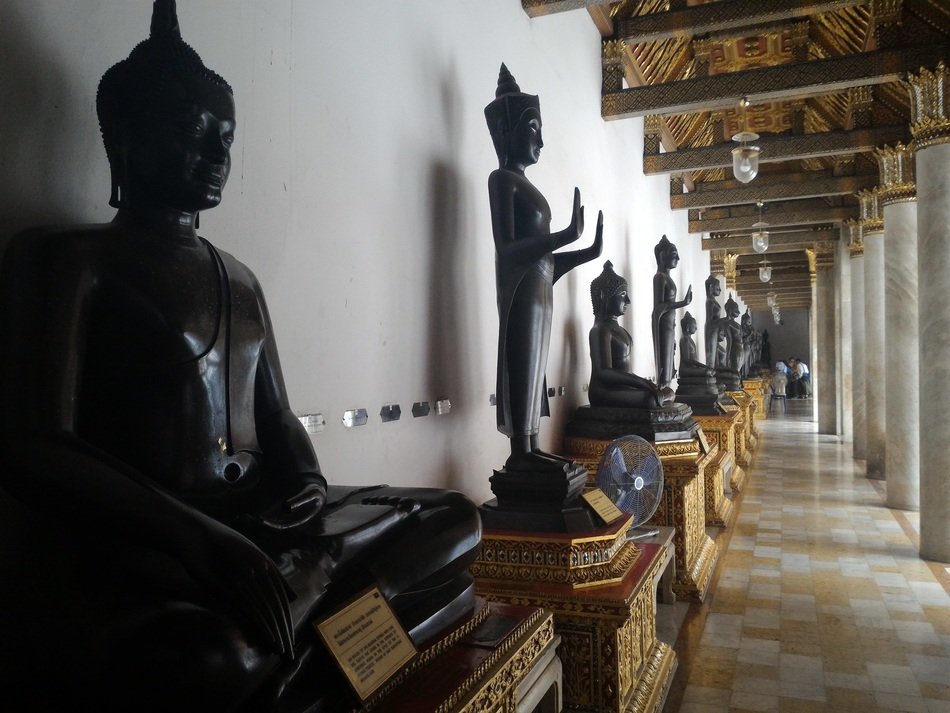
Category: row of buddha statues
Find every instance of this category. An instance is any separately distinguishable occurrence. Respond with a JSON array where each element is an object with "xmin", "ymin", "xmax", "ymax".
[{"xmin": 0, "ymin": 3, "xmax": 758, "ymax": 710}]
